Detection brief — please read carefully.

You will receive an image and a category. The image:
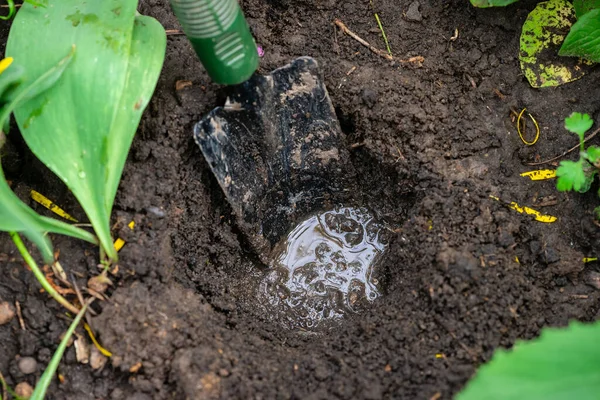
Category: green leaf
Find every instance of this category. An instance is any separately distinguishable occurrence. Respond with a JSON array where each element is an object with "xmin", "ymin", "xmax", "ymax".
[
  {"xmin": 573, "ymin": 0, "xmax": 600, "ymax": 18},
  {"xmin": 0, "ymin": 63, "xmax": 24, "ymax": 101},
  {"xmin": 30, "ymin": 301, "xmax": 89, "ymax": 400},
  {"xmin": 519, "ymin": 0, "xmax": 593, "ymax": 88},
  {"xmin": 456, "ymin": 321, "xmax": 600, "ymax": 400},
  {"xmin": 585, "ymin": 145, "xmax": 600, "ymax": 164},
  {"xmin": 0, "ymin": 47, "xmax": 74, "ymax": 134},
  {"xmin": 556, "ymin": 159, "xmax": 588, "ymax": 192},
  {"xmin": 559, "ymin": 9, "xmax": 600, "ymax": 62},
  {"xmin": 470, "ymin": 0, "xmax": 519, "ymax": 7},
  {"xmin": 0, "ymin": 164, "xmax": 97, "ymax": 264},
  {"xmin": 6, "ymin": 1, "xmax": 166, "ymax": 261},
  {"xmin": 565, "ymin": 112, "xmax": 593, "ymax": 140}
]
